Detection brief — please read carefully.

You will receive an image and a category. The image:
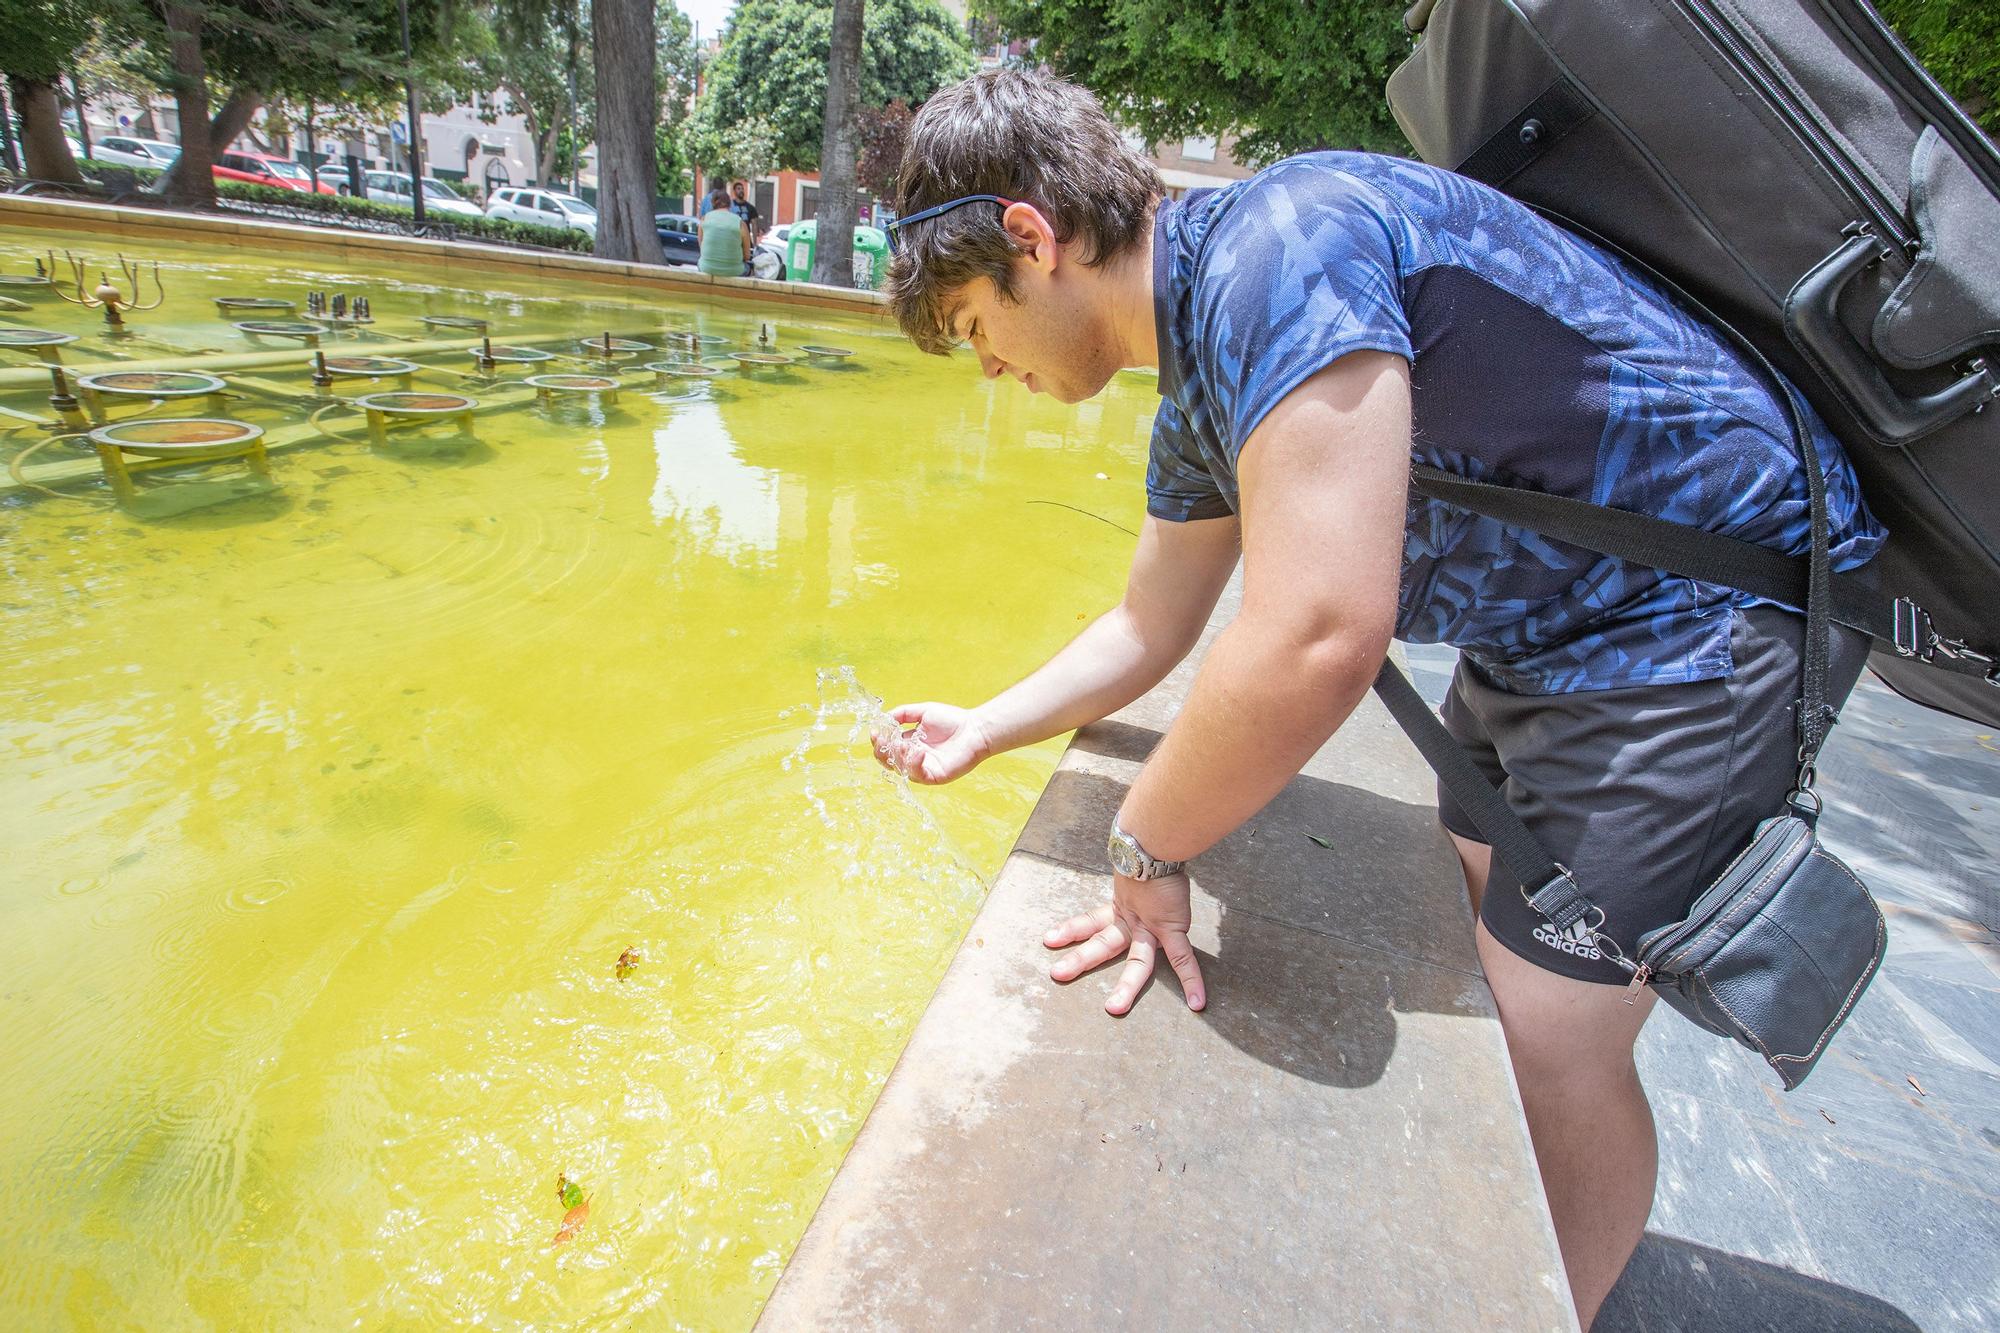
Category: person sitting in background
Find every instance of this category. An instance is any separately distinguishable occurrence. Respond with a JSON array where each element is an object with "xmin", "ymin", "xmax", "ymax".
[{"xmin": 697, "ymin": 187, "xmax": 751, "ymax": 278}]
